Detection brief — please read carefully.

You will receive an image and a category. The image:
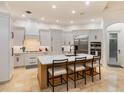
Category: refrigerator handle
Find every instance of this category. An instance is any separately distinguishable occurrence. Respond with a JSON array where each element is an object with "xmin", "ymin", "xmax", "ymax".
[{"xmin": 118, "ymin": 50, "xmax": 120, "ymax": 54}]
